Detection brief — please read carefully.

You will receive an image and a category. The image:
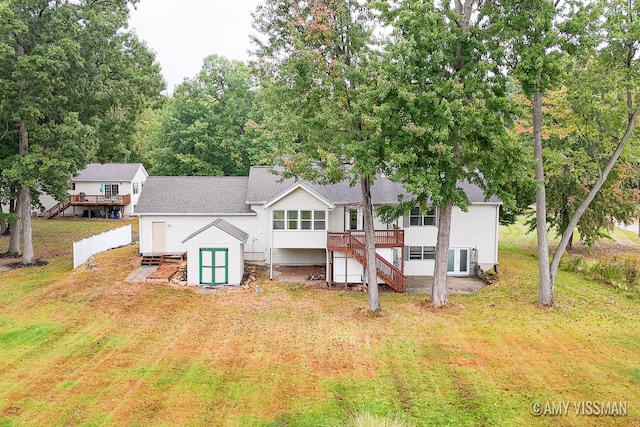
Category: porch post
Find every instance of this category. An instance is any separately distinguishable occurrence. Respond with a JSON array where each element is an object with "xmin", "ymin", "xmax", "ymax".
[
  {"xmin": 327, "ymin": 249, "xmax": 332, "ymax": 288},
  {"xmin": 344, "ymin": 252, "xmax": 348, "ymax": 289}
]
